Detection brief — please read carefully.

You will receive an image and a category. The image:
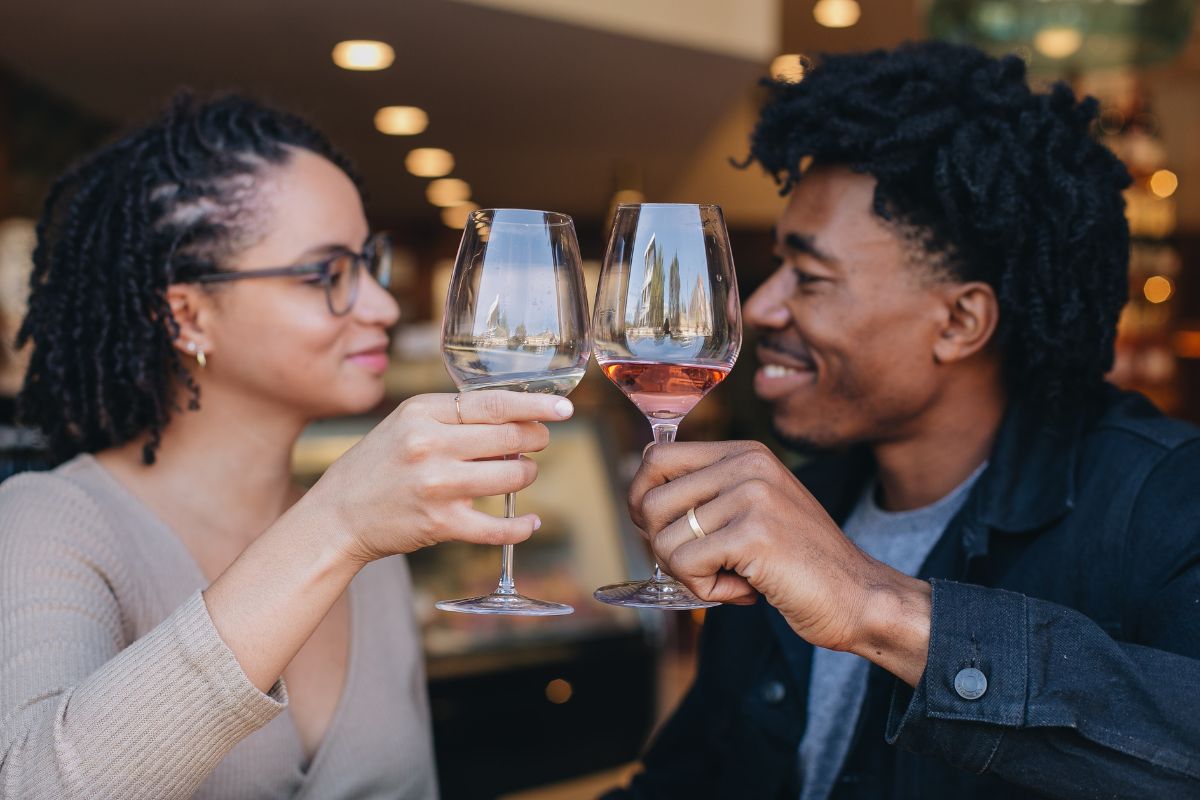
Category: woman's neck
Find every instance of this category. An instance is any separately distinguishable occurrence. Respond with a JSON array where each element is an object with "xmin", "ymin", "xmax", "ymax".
[{"xmin": 97, "ymin": 388, "xmax": 308, "ymax": 550}]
